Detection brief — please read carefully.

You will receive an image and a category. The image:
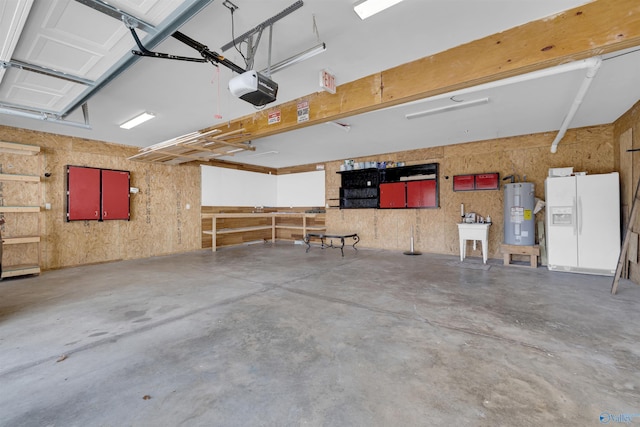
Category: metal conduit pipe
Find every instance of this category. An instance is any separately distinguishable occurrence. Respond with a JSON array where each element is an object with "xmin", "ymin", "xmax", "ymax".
[
  {"xmin": 385, "ymin": 57, "xmax": 605, "ymax": 114},
  {"xmin": 550, "ymin": 57, "xmax": 602, "ymax": 153}
]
